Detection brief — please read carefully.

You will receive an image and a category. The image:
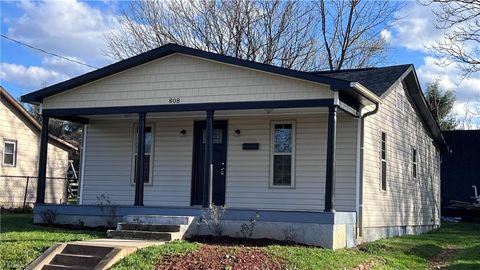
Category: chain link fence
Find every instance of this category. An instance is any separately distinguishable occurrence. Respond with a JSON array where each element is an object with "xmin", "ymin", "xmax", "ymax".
[{"xmin": 0, "ymin": 175, "xmax": 78, "ymax": 211}]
